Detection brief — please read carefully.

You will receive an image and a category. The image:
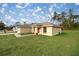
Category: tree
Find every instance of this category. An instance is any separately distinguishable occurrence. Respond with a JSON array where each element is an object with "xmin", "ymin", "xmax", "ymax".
[
  {"xmin": 68, "ymin": 9, "xmax": 74, "ymax": 19},
  {"xmin": 51, "ymin": 9, "xmax": 79, "ymax": 30},
  {"xmin": 67, "ymin": 9, "xmax": 74, "ymax": 28},
  {"xmin": 60, "ymin": 11, "xmax": 66, "ymax": 21},
  {"xmin": 51, "ymin": 11, "xmax": 61, "ymax": 24},
  {"xmin": 52, "ymin": 11, "xmax": 57, "ymax": 20},
  {"xmin": 74, "ymin": 15, "xmax": 79, "ymax": 19},
  {"xmin": 15, "ymin": 22, "xmax": 21, "ymax": 26},
  {"xmin": 0, "ymin": 21, "xmax": 5, "ymax": 30},
  {"xmin": 0, "ymin": 21, "xmax": 6, "ymax": 33},
  {"xmin": 61, "ymin": 9, "xmax": 75, "ymax": 29}
]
